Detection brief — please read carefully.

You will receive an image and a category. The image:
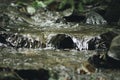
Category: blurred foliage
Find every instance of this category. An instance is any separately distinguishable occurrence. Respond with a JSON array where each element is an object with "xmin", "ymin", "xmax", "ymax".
[
  {"xmin": 58, "ymin": 0, "xmax": 74, "ymax": 10},
  {"xmin": 32, "ymin": 0, "xmax": 46, "ymax": 9},
  {"xmin": 14, "ymin": 0, "xmax": 108, "ymax": 13},
  {"xmin": 36, "ymin": 0, "xmax": 105, "ymax": 12}
]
